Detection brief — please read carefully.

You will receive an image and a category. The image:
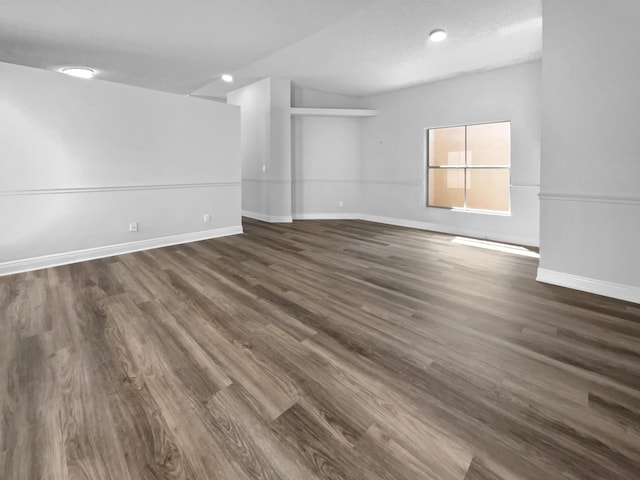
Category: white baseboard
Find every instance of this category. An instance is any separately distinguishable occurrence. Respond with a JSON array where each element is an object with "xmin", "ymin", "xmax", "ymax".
[
  {"xmin": 0, "ymin": 226, "xmax": 243, "ymax": 277},
  {"xmin": 537, "ymin": 268, "xmax": 640, "ymax": 304},
  {"xmin": 242, "ymin": 210, "xmax": 293, "ymax": 223},
  {"xmin": 359, "ymin": 214, "xmax": 538, "ymax": 247},
  {"xmin": 292, "ymin": 213, "xmax": 360, "ymax": 220},
  {"xmin": 289, "ymin": 212, "xmax": 537, "ymax": 246}
]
